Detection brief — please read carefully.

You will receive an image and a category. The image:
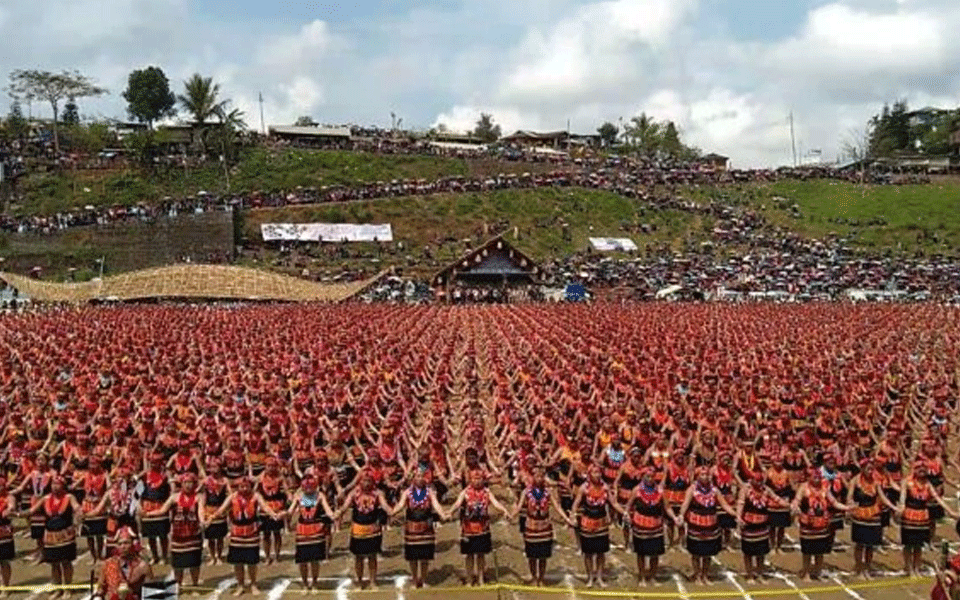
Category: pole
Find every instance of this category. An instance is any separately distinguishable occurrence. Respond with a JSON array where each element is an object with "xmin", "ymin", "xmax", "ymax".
[
  {"xmin": 789, "ymin": 112, "xmax": 797, "ymax": 167},
  {"xmin": 258, "ymin": 92, "xmax": 265, "ymax": 135}
]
